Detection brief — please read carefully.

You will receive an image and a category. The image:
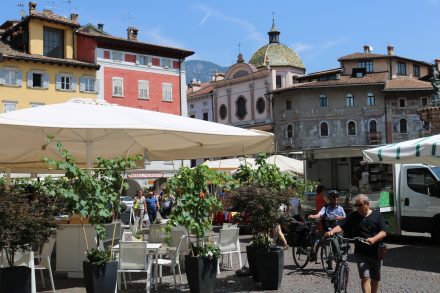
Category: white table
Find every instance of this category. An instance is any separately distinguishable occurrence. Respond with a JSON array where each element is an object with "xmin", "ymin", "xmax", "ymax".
[{"xmin": 112, "ymin": 243, "xmax": 162, "ymax": 291}]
